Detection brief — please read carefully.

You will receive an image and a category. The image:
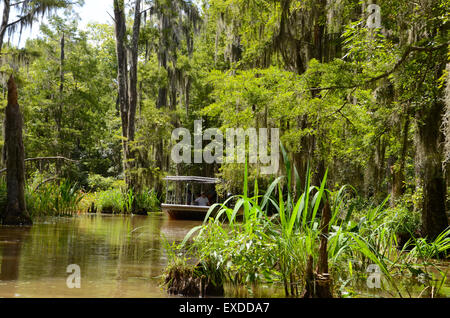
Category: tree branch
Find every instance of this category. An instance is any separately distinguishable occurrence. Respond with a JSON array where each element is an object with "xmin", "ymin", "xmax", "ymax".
[
  {"xmin": 0, "ymin": 156, "xmax": 78, "ymax": 174},
  {"xmin": 34, "ymin": 176, "xmax": 60, "ymax": 191},
  {"xmin": 310, "ymin": 42, "xmax": 449, "ymax": 93}
]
